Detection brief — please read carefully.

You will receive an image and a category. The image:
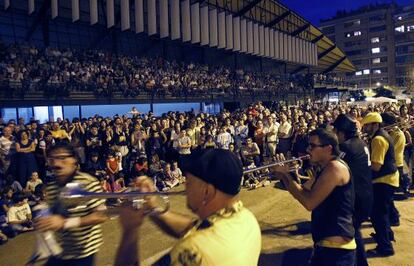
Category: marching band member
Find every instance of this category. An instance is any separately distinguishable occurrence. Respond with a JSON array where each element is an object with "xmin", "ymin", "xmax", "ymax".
[
  {"xmin": 273, "ymin": 128, "xmax": 356, "ymax": 266},
  {"xmin": 361, "ymin": 112, "xmax": 398, "ymax": 257},
  {"xmin": 35, "ymin": 144, "xmax": 107, "ymax": 266},
  {"xmin": 332, "ymin": 114, "xmax": 372, "ymax": 266},
  {"xmin": 114, "ymin": 149, "xmax": 261, "ymax": 266}
]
